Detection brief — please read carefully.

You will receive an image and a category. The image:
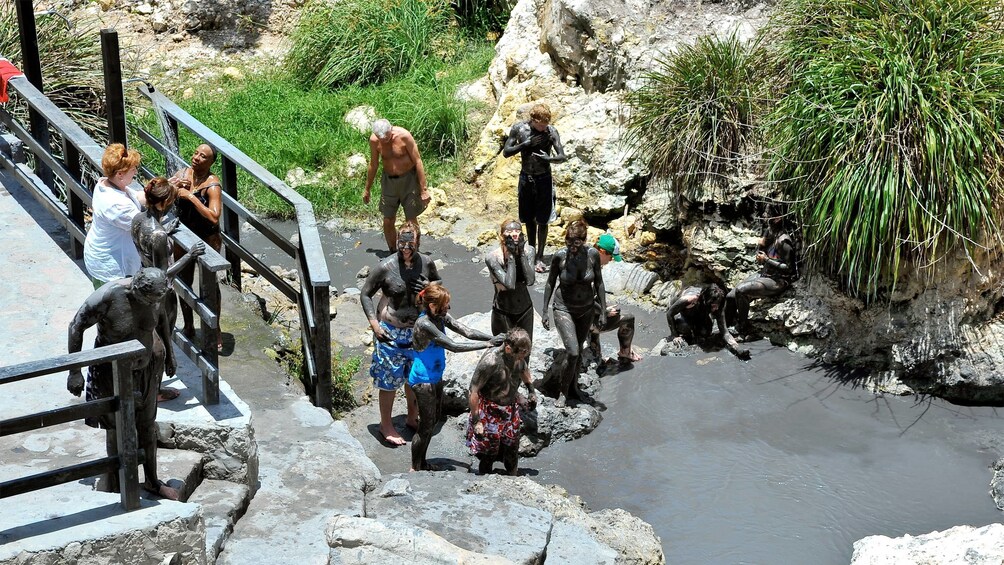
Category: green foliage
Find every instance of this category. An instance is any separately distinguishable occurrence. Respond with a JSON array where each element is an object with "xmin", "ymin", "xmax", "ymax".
[
  {"xmin": 767, "ymin": 0, "xmax": 1004, "ymax": 299},
  {"xmin": 623, "ymin": 33, "xmax": 769, "ymax": 199},
  {"xmin": 287, "ymin": 0, "xmax": 449, "ymax": 89},
  {"xmin": 452, "ymin": 0, "xmax": 516, "ymax": 38},
  {"xmin": 174, "ymin": 41, "xmax": 492, "ymax": 218},
  {"xmin": 0, "ymin": 6, "xmax": 106, "ymax": 136},
  {"xmin": 331, "ymin": 354, "xmax": 362, "ymax": 417}
]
